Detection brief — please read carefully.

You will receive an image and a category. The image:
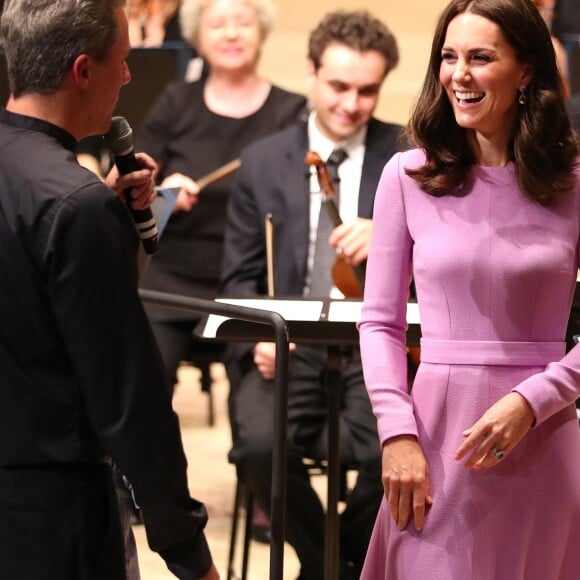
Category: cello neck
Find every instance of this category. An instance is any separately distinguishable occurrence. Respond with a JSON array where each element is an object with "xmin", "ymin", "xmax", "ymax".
[{"xmin": 321, "ymin": 197, "xmax": 342, "ymax": 228}]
